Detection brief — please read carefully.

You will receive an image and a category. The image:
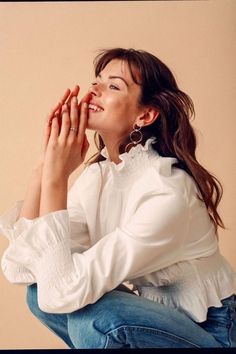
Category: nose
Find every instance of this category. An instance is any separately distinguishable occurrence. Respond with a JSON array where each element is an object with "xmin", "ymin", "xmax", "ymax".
[{"xmin": 89, "ymin": 83, "xmax": 102, "ymax": 97}]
